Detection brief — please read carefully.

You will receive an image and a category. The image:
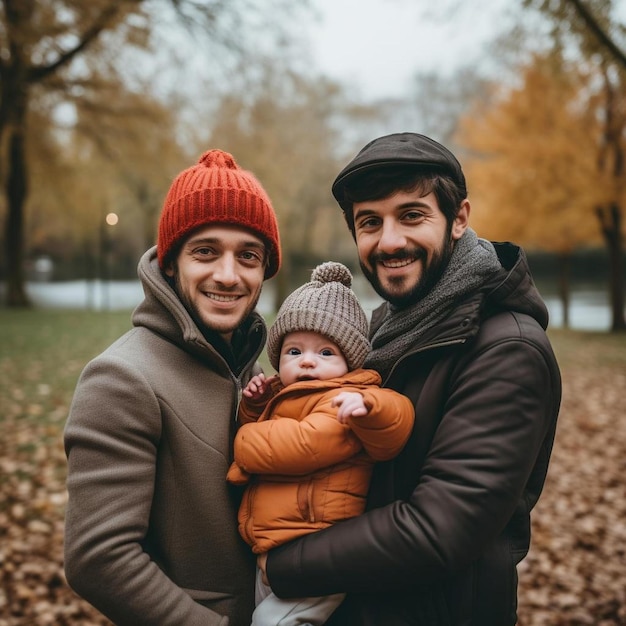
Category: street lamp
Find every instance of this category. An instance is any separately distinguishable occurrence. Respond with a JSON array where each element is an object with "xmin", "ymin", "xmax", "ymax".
[{"xmin": 101, "ymin": 212, "xmax": 119, "ymax": 310}]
